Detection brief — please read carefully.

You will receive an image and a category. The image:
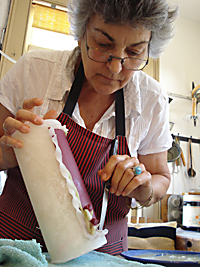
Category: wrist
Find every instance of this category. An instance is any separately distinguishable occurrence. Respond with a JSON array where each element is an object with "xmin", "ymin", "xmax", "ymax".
[{"xmin": 126, "ymin": 187, "xmax": 154, "ymax": 210}]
